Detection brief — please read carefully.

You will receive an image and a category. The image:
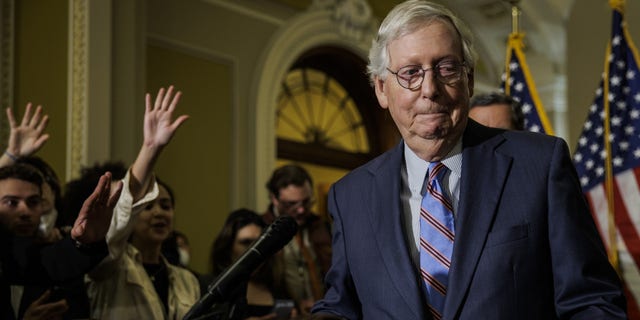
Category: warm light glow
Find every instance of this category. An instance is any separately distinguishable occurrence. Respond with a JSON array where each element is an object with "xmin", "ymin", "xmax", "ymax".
[{"xmin": 277, "ymin": 68, "xmax": 370, "ymax": 153}]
